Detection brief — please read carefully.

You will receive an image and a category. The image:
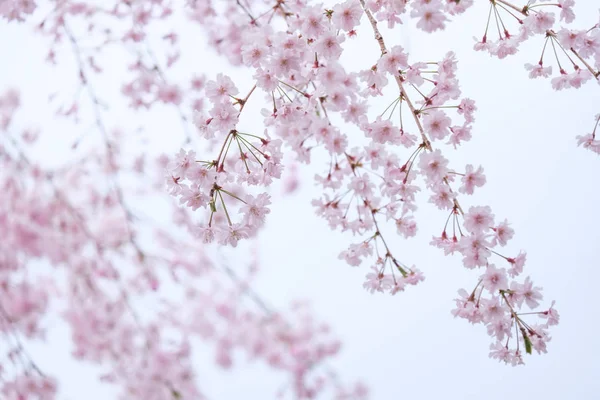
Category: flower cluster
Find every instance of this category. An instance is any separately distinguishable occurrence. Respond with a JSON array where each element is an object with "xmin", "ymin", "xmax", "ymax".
[
  {"xmin": 0, "ymin": 9, "xmax": 359, "ymax": 396},
  {"xmin": 474, "ymin": 0, "xmax": 598, "ymax": 71},
  {"xmin": 167, "ymin": 73, "xmax": 284, "ymax": 246},
  {"xmin": 174, "ymin": 0, "xmax": 585, "ymax": 365},
  {"xmin": 0, "ymin": 89, "xmax": 19, "ymax": 130},
  {"xmin": 0, "ymin": 0, "xmax": 36, "ymax": 22},
  {"xmin": 2, "ymin": 0, "xmax": 599, "ymax": 398},
  {"xmin": 472, "ymin": 0, "xmax": 599, "ymax": 153},
  {"xmin": 577, "ymin": 113, "xmax": 600, "ymax": 154}
]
